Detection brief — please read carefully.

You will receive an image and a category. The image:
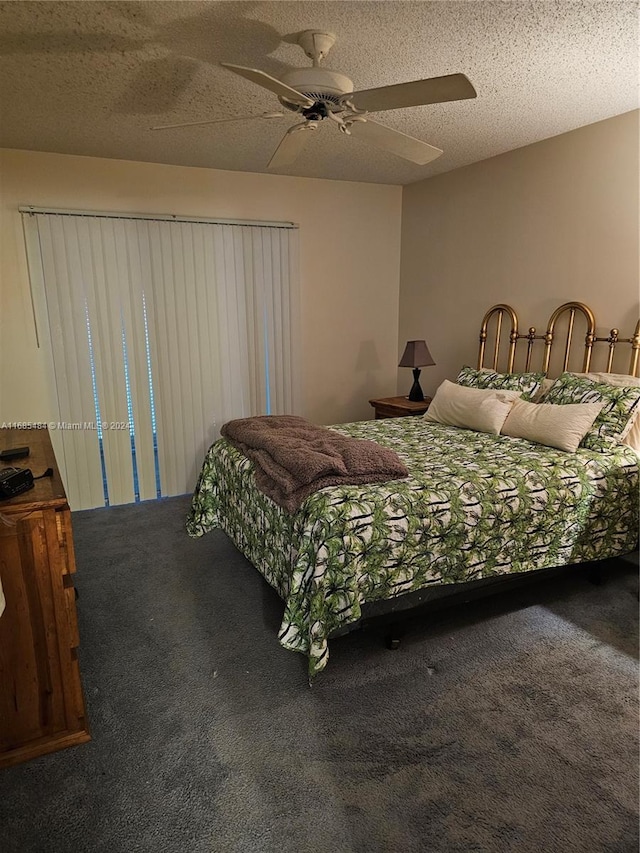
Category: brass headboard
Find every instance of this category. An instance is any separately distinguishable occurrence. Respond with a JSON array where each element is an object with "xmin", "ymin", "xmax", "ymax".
[{"xmin": 478, "ymin": 302, "xmax": 640, "ymax": 378}]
